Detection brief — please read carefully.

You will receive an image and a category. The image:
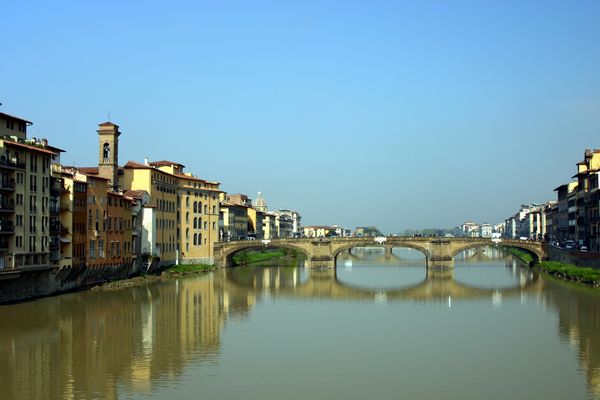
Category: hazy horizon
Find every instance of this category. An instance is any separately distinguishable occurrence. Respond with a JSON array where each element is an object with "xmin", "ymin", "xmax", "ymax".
[{"xmin": 2, "ymin": 1, "xmax": 599, "ymax": 233}]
